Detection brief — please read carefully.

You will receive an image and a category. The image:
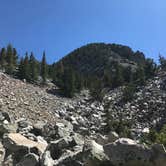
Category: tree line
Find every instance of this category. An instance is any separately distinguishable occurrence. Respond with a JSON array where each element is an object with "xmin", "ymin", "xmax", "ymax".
[
  {"xmin": 0, "ymin": 44, "xmax": 161, "ymax": 99},
  {"xmin": 0, "ymin": 44, "xmax": 47, "ymax": 84},
  {"xmin": 52, "ymin": 58, "xmax": 157, "ymax": 99}
]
